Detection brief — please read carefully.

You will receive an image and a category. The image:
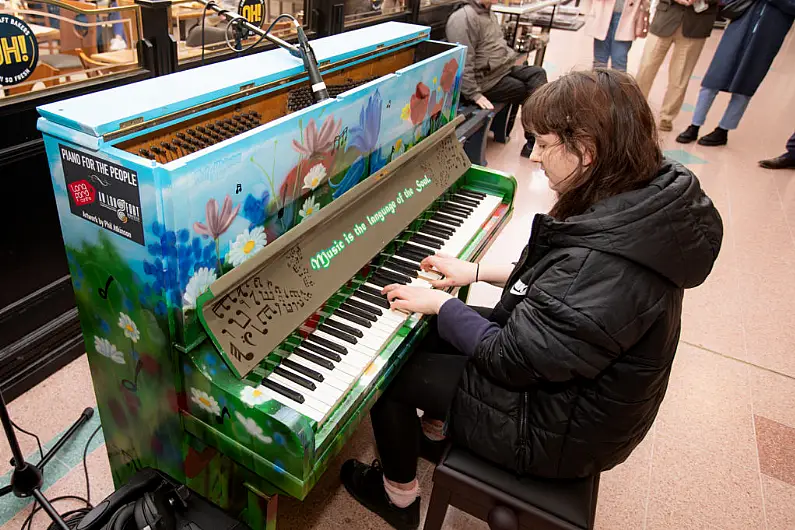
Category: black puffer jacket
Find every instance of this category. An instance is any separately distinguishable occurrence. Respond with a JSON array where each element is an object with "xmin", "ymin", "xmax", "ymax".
[{"xmin": 449, "ymin": 160, "xmax": 723, "ymax": 478}]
